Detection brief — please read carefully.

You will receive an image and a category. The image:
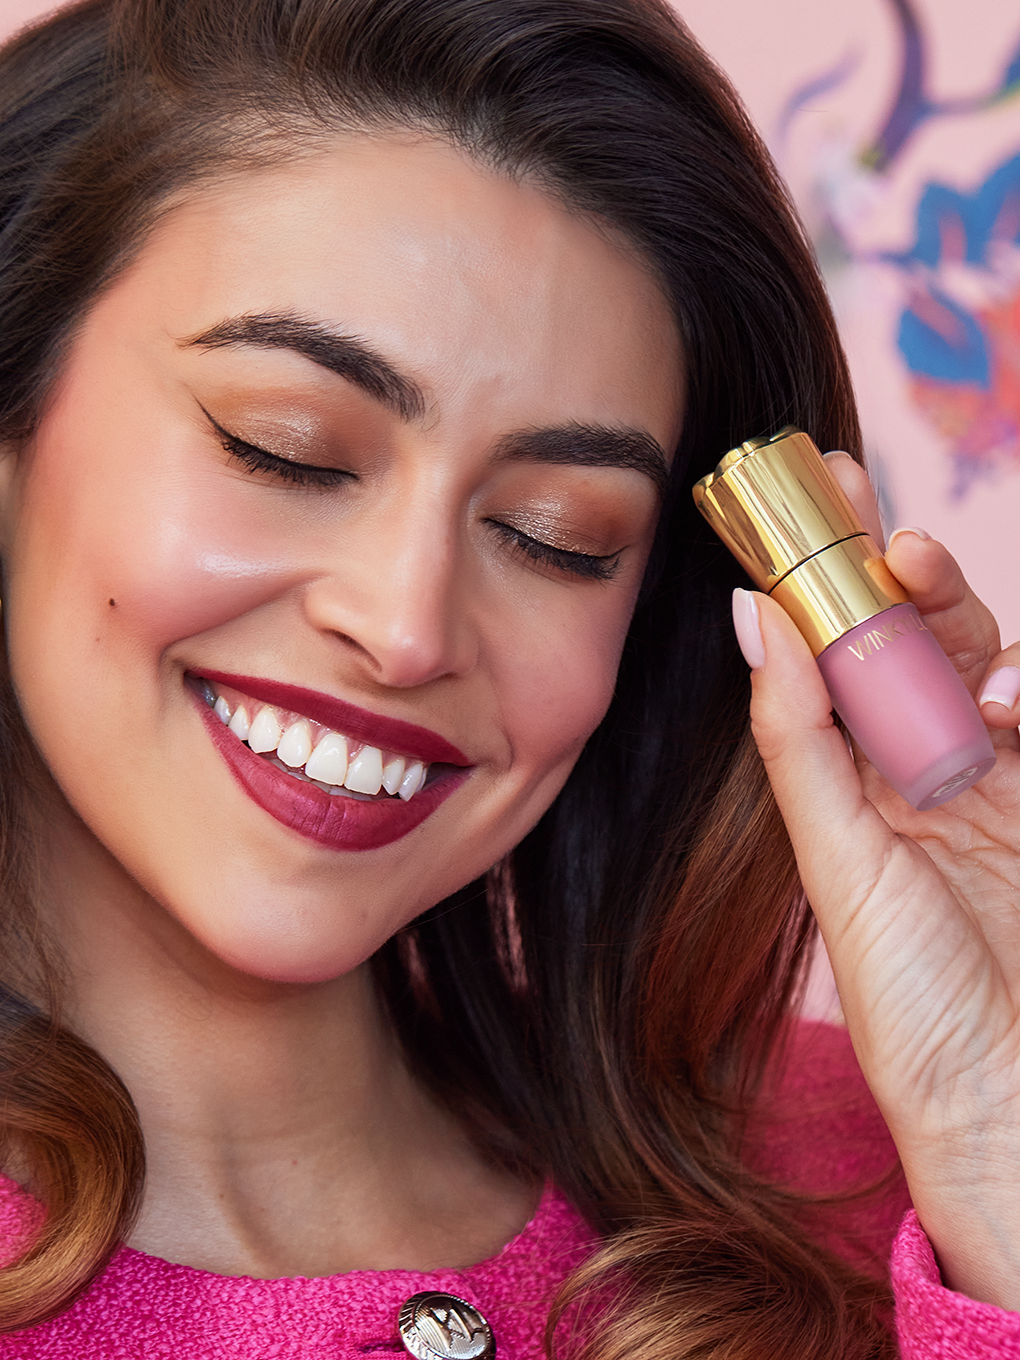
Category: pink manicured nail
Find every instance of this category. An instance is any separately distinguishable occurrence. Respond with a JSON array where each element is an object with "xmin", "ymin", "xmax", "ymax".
[
  {"xmin": 888, "ymin": 525, "xmax": 931, "ymax": 546},
  {"xmin": 732, "ymin": 588, "xmax": 766, "ymax": 670},
  {"xmin": 978, "ymin": 665, "xmax": 1020, "ymax": 710}
]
